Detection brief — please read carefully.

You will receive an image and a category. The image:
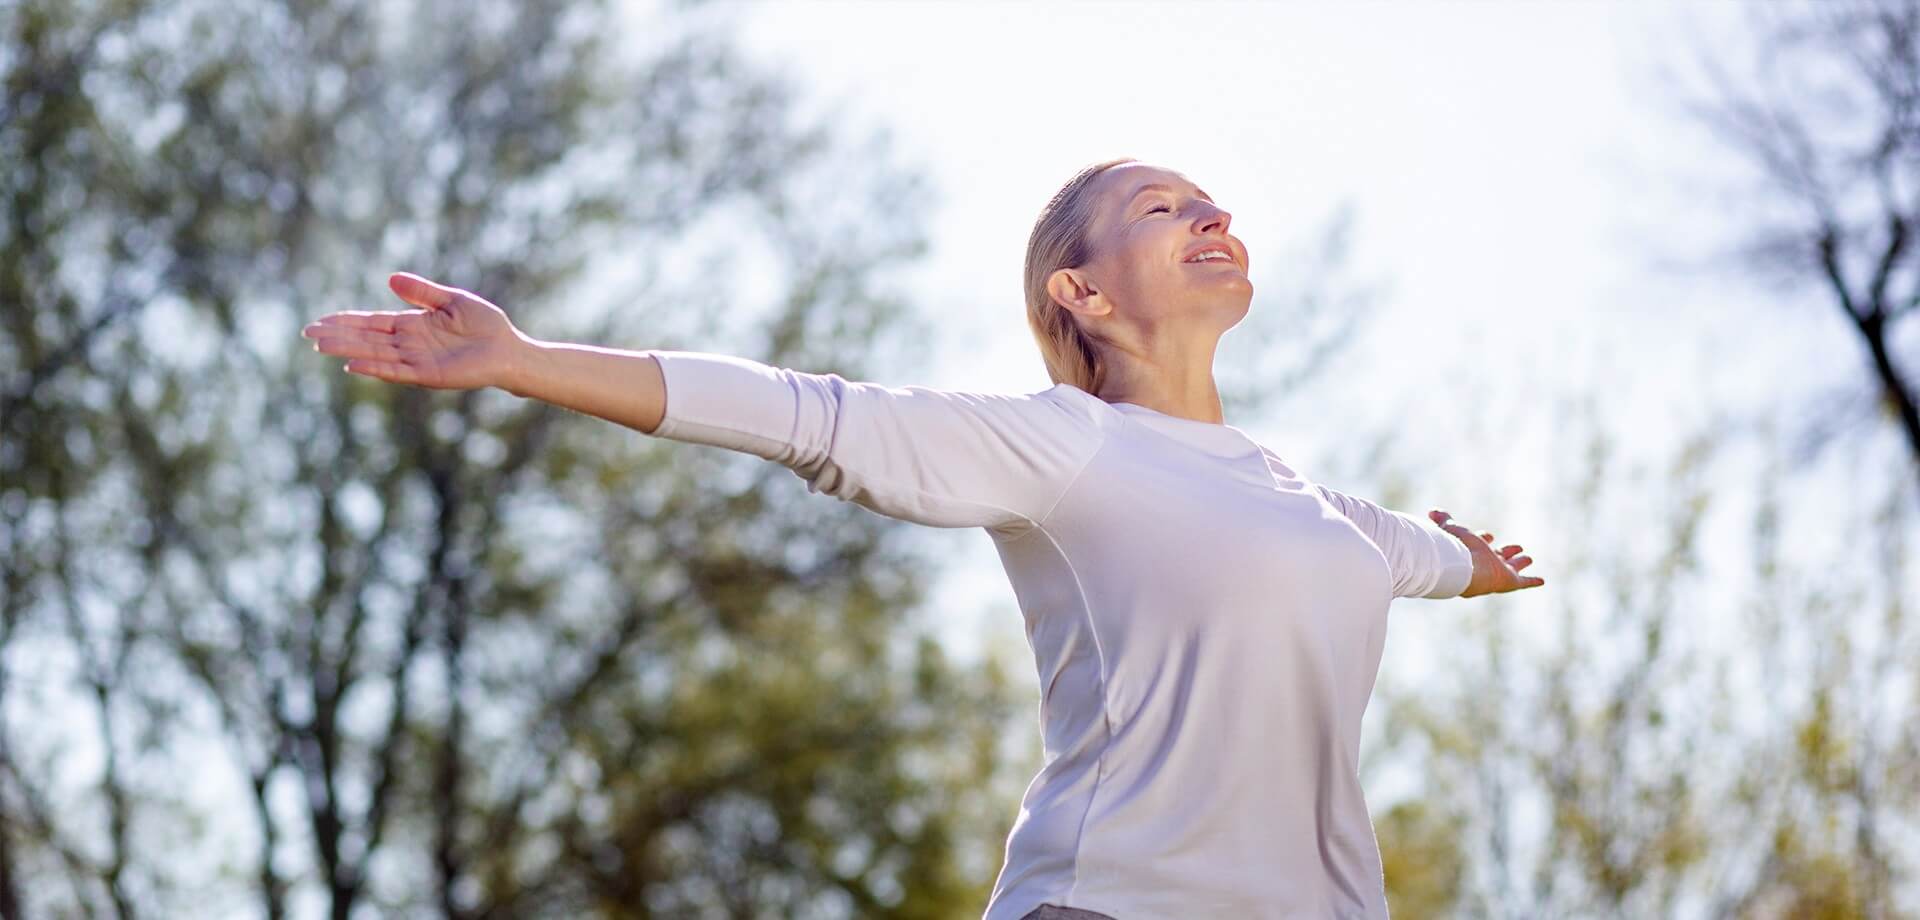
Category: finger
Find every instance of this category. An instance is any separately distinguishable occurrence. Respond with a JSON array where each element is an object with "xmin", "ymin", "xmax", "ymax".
[
  {"xmin": 1430, "ymin": 510, "xmax": 1466, "ymax": 531},
  {"xmin": 304, "ymin": 311, "xmax": 400, "ymax": 335},
  {"xmin": 1502, "ymin": 545, "xmax": 1523, "ymax": 557},
  {"xmin": 1511, "ymin": 555, "xmax": 1531, "ymax": 569},
  {"xmin": 343, "ymin": 358, "xmax": 419, "ymax": 384},
  {"xmin": 1441, "ymin": 521, "xmax": 1479, "ymax": 542},
  {"xmin": 311, "ymin": 332, "xmax": 401, "ymax": 363},
  {"xmin": 1479, "ymin": 531, "xmax": 1494, "ymax": 543},
  {"xmin": 389, "ymin": 272, "xmax": 458, "ymax": 310}
]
